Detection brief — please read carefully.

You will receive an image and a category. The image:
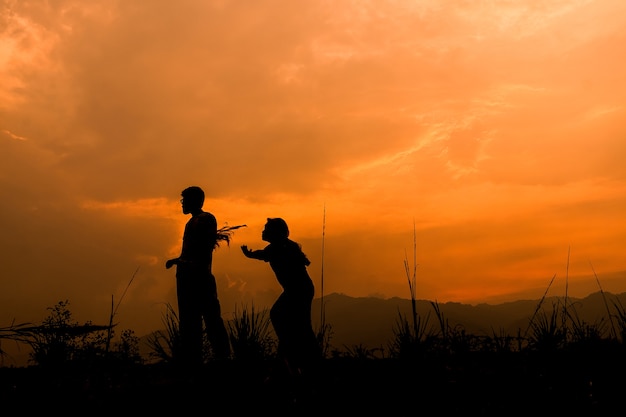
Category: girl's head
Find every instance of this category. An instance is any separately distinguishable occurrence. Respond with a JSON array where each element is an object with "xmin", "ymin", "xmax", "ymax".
[{"xmin": 262, "ymin": 217, "xmax": 289, "ymax": 242}]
